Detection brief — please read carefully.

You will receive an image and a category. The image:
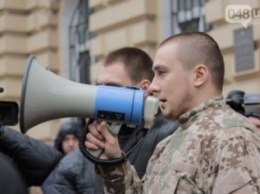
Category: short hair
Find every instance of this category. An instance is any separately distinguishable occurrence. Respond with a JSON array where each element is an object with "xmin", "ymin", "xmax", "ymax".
[
  {"xmin": 160, "ymin": 32, "xmax": 225, "ymax": 92},
  {"xmin": 104, "ymin": 47, "xmax": 154, "ymax": 83}
]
